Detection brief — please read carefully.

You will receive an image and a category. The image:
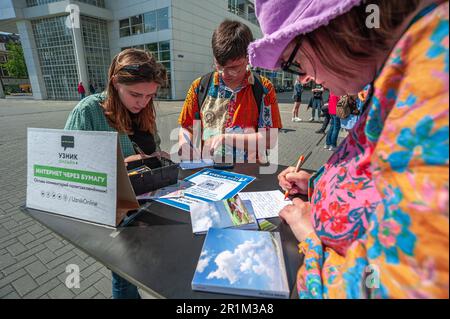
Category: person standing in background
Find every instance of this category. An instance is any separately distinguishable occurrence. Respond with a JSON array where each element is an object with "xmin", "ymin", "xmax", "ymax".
[
  {"xmin": 291, "ymin": 79, "xmax": 303, "ymax": 122},
  {"xmin": 77, "ymin": 82, "xmax": 86, "ymax": 100},
  {"xmin": 324, "ymin": 92, "xmax": 341, "ymax": 150}
]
